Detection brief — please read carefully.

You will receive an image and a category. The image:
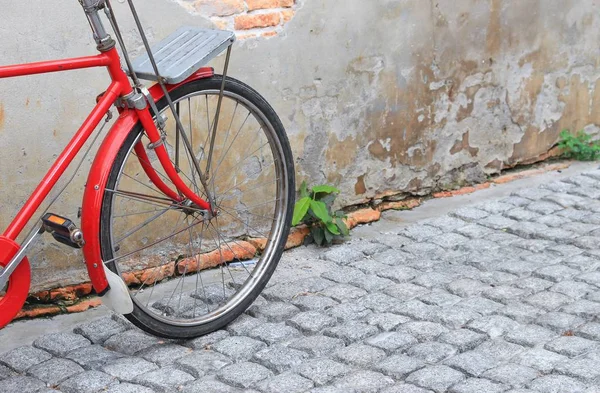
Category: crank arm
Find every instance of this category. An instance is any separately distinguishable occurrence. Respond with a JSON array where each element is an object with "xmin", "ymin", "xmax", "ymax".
[{"xmin": 0, "ymin": 223, "xmax": 44, "ymax": 290}]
